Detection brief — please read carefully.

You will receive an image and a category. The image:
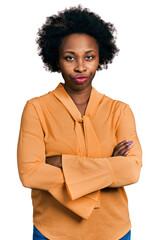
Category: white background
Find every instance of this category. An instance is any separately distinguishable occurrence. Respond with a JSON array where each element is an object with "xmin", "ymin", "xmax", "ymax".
[{"xmin": 1, "ymin": 0, "xmax": 158, "ymax": 239}]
